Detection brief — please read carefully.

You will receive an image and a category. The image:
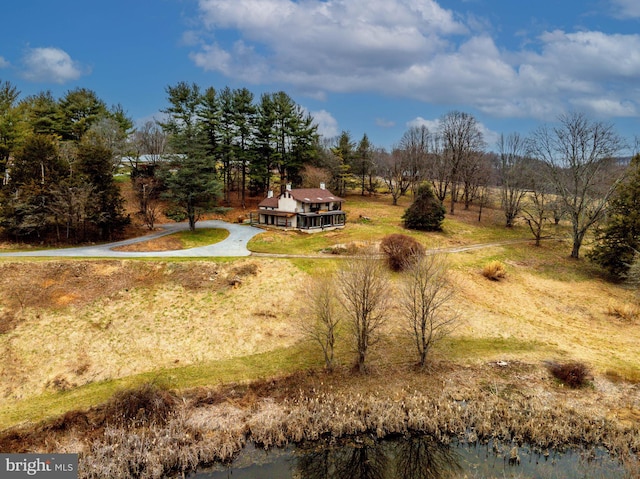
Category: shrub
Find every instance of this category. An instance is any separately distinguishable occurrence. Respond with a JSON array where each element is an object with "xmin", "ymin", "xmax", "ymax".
[
  {"xmin": 104, "ymin": 382, "xmax": 178, "ymax": 426},
  {"xmin": 547, "ymin": 361, "xmax": 590, "ymax": 388},
  {"xmin": 482, "ymin": 261, "xmax": 507, "ymax": 281},
  {"xmin": 402, "ymin": 183, "xmax": 445, "ymax": 231},
  {"xmin": 380, "ymin": 234, "xmax": 425, "ymax": 272},
  {"xmin": 606, "ymin": 302, "xmax": 639, "ymax": 322}
]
